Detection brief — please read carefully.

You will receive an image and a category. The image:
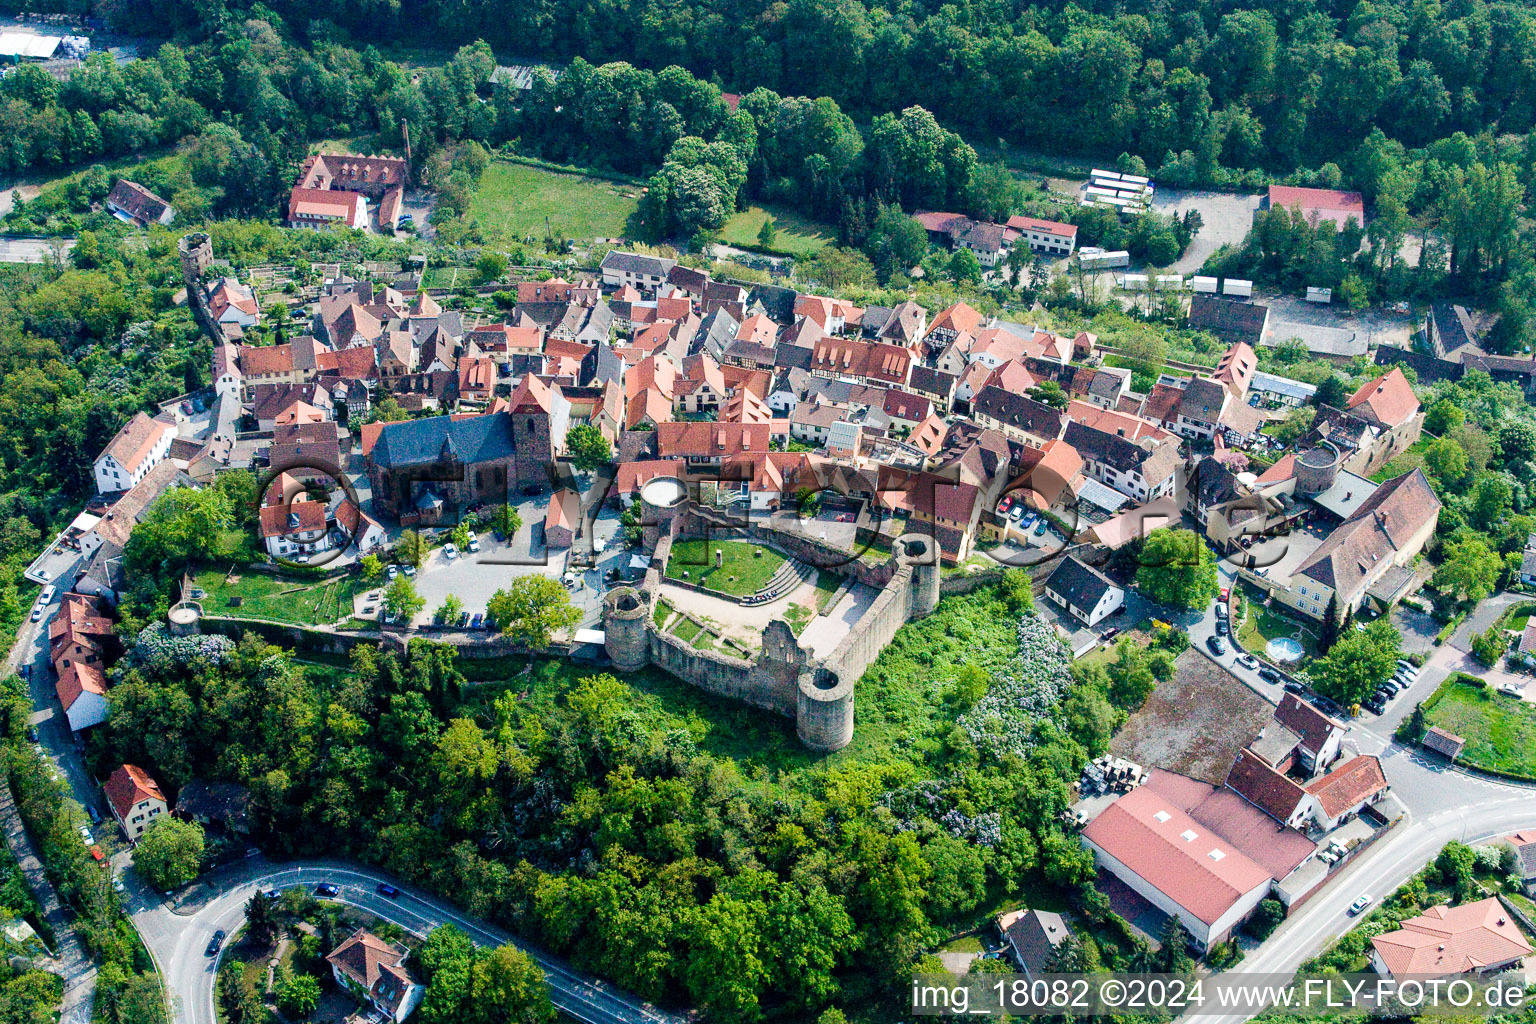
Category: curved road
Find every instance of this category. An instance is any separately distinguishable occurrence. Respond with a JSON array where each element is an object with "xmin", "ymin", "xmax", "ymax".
[{"xmin": 129, "ymin": 862, "xmax": 685, "ymax": 1024}]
